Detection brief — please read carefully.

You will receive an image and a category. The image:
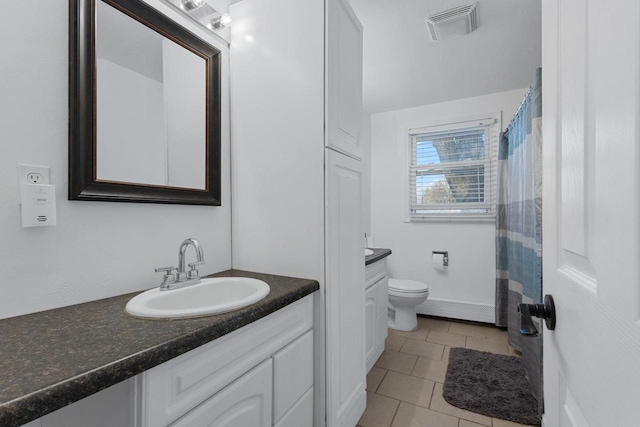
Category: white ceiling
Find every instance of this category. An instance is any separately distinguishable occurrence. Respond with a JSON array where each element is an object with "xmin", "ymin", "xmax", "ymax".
[{"xmin": 348, "ymin": 0, "xmax": 542, "ymax": 114}]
